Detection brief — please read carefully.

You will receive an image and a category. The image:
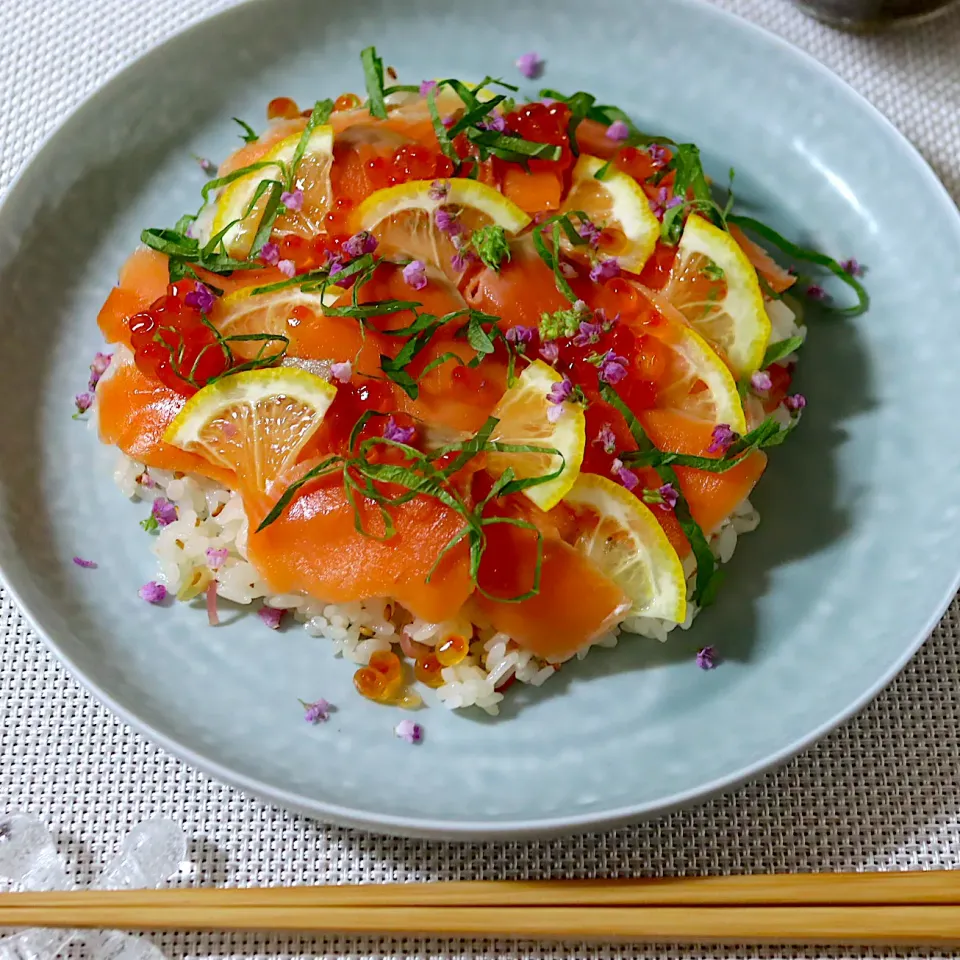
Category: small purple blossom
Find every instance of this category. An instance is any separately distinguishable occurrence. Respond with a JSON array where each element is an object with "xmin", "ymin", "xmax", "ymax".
[
  {"xmin": 505, "ymin": 325, "xmax": 534, "ymax": 346},
  {"xmin": 302, "ymin": 698, "xmax": 332, "ymax": 724},
  {"xmin": 784, "ymin": 393, "xmax": 807, "ymax": 413},
  {"xmin": 88, "ymin": 352, "xmax": 112, "ymax": 390},
  {"xmin": 539, "ymin": 341, "xmax": 559, "ymax": 363},
  {"xmin": 572, "ymin": 320, "xmax": 603, "ymax": 347},
  {"xmin": 595, "ymin": 423, "xmax": 617, "ymax": 455},
  {"xmin": 383, "ymin": 416, "xmax": 416, "ymax": 445},
  {"xmin": 280, "ymin": 188, "xmax": 303, "ymax": 212},
  {"xmin": 428, "ymin": 179, "xmax": 450, "ymax": 202},
  {"xmin": 151, "ymin": 497, "xmax": 178, "ymax": 527},
  {"xmin": 442, "ymin": 115, "xmax": 455, "ymax": 128},
  {"xmin": 206, "ymin": 547, "xmax": 229, "ymax": 570},
  {"xmin": 478, "ymin": 113, "xmax": 508, "ymax": 133},
  {"xmin": 589, "ymin": 258, "xmax": 620, "ymax": 283},
  {"xmin": 72, "ymin": 557, "xmax": 97, "ymax": 569},
  {"xmin": 434, "ymin": 207, "xmax": 460, "ymax": 235},
  {"xmin": 195, "ymin": 155, "xmax": 217, "ymax": 176},
  {"xmin": 616, "ymin": 466, "xmax": 640, "ymax": 491},
  {"xmin": 330, "ymin": 360, "xmax": 352, "ymax": 383},
  {"xmin": 184, "ymin": 282, "xmax": 215, "ymax": 314},
  {"xmin": 395, "ymin": 719, "xmax": 424, "ymax": 744},
  {"xmin": 750, "ymin": 370, "xmax": 773, "ymax": 393},
  {"xmin": 450, "ymin": 248, "xmax": 475, "ymax": 272},
  {"xmin": 277, "ymin": 259, "xmax": 296, "ymax": 279},
  {"xmin": 657, "ymin": 482, "xmax": 679, "ymax": 512},
  {"xmin": 606, "ymin": 120, "xmax": 629, "ymax": 142},
  {"xmin": 578, "ymin": 219, "xmax": 601, "ymax": 248},
  {"xmin": 325, "ymin": 253, "xmax": 344, "ymax": 278},
  {"xmin": 708, "ymin": 423, "xmax": 736, "ymax": 454},
  {"xmin": 343, "ymin": 230, "xmax": 378, "ymax": 258},
  {"xmin": 840, "ymin": 258, "xmax": 864, "ymax": 277},
  {"xmin": 598, "ymin": 349, "xmax": 628, "ymax": 385},
  {"xmin": 138, "ymin": 581, "xmax": 167, "ymax": 604},
  {"xmin": 402, "ymin": 259, "xmax": 428, "ymax": 290},
  {"xmin": 74, "ymin": 392, "xmax": 94, "ymax": 415},
  {"xmin": 806, "ymin": 284, "xmax": 829, "ymax": 301},
  {"xmin": 546, "ymin": 375, "xmax": 573, "ymax": 422},
  {"xmin": 696, "ymin": 646, "xmax": 717, "ymax": 670},
  {"xmin": 515, "ymin": 52, "xmax": 543, "ymax": 79},
  {"xmin": 260, "ymin": 241, "xmax": 280, "ymax": 265},
  {"xmin": 258, "ymin": 606, "xmax": 284, "ymax": 630},
  {"xmin": 419, "ymin": 79, "xmax": 438, "ymax": 97},
  {"xmin": 649, "ymin": 186, "xmax": 683, "ymax": 221},
  {"xmin": 648, "ymin": 144, "xmax": 670, "ymax": 167}
]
